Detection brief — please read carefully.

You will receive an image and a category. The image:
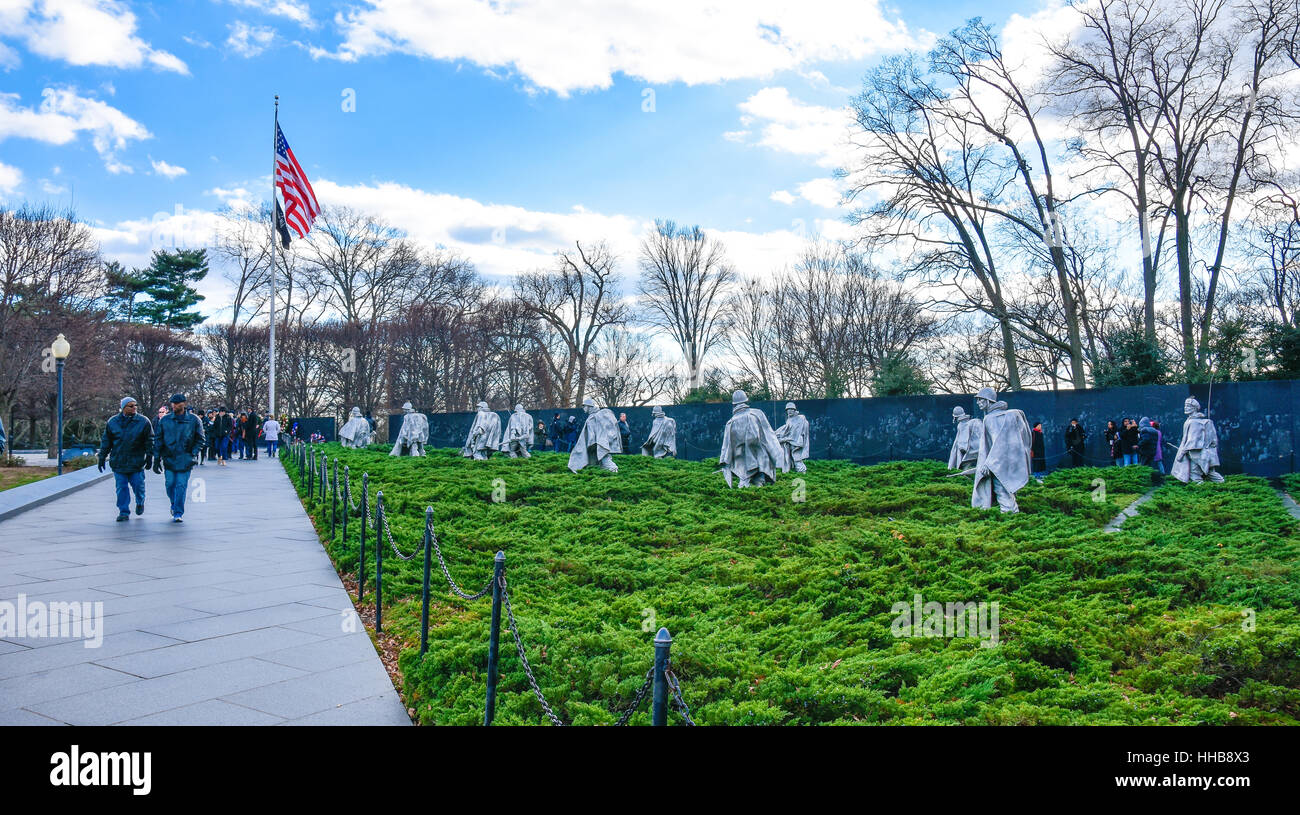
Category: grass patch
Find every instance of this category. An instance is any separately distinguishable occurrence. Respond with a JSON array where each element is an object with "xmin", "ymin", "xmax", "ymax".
[
  {"xmin": 0, "ymin": 467, "xmax": 56, "ymax": 492},
  {"xmin": 285, "ymin": 446, "xmax": 1299, "ymax": 726}
]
